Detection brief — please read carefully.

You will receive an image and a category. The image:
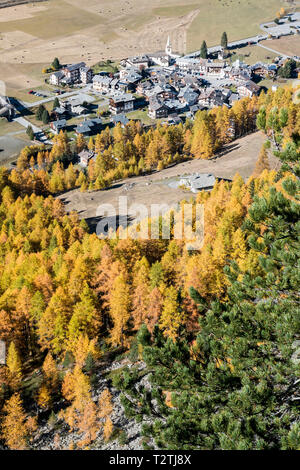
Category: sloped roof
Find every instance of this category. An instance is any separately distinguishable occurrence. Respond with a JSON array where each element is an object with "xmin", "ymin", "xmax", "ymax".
[
  {"xmin": 180, "ymin": 173, "xmax": 216, "ymax": 190},
  {"xmin": 111, "ymin": 114, "xmax": 129, "ymax": 125},
  {"xmin": 52, "ymin": 119, "xmax": 66, "ymax": 128}
]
